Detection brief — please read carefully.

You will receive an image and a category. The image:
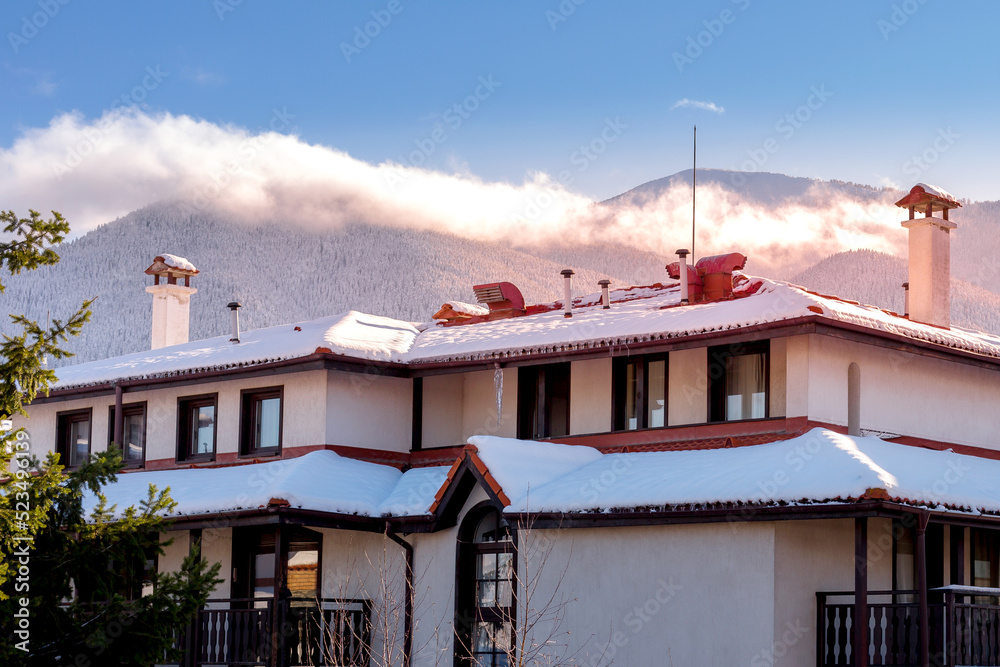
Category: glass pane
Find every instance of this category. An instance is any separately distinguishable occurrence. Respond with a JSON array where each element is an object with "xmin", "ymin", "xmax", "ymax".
[
  {"xmin": 70, "ymin": 418, "xmax": 90, "ymax": 466},
  {"xmin": 255, "ymin": 396, "xmax": 281, "ymax": 449},
  {"xmin": 497, "ymin": 580, "xmax": 513, "ymax": 607},
  {"xmin": 497, "ymin": 553, "xmax": 513, "ymax": 579},
  {"xmin": 478, "ymin": 553, "xmax": 496, "ymax": 579},
  {"xmin": 625, "ymin": 361, "xmax": 638, "ymax": 430},
  {"xmin": 192, "ymin": 404, "xmax": 215, "ymax": 455},
  {"xmin": 725, "ymin": 353, "xmax": 765, "ymax": 421},
  {"xmin": 124, "ymin": 413, "xmax": 144, "ymax": 462},
  {"xmin": 254, "ymin": 552, "xmax": 275, "ymax": 599},
  {"xmin": 474, "ymin": 623, "xmax": 494, "ymax": 652},
  {"xmin": 478, "ymin": 581, "xmax": 496, "ymax": 606},
  {"xmin": 286, "ymin": 546, "xmax": 319, "ymax": 599},
  {"xmin": 474, "ymin": 511, "xmax": 510, "ymax": 543},
  {"xmin": 646, "ymin": 360, "xmax": 666, "ymax": 428}
]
